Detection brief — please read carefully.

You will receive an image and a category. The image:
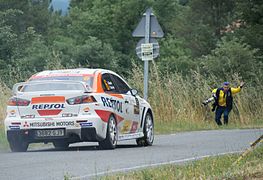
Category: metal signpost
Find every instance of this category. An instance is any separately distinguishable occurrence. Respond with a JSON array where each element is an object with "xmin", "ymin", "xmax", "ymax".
[{"xmin": 132, "ymin": 8, "xmax": 164, "ymax": 100}]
